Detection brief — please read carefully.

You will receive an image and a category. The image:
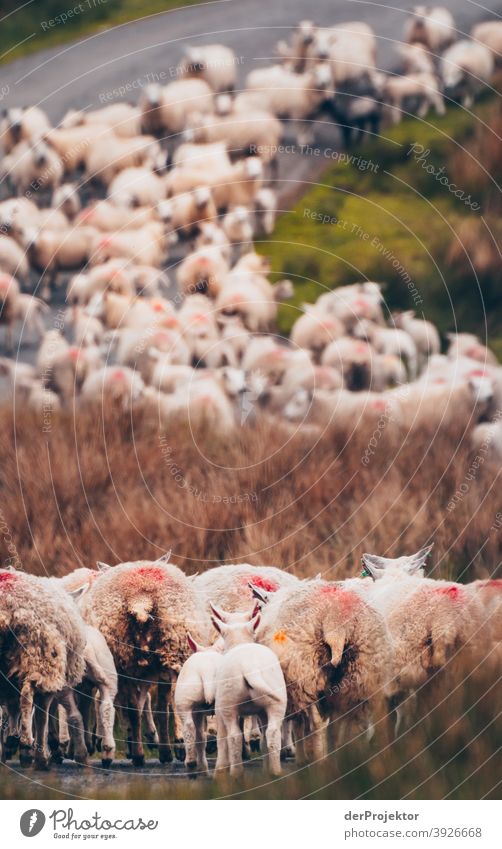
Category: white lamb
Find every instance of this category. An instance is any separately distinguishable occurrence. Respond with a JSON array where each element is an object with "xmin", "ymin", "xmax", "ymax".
[{"xmin": 441, "ymin": 40, "xmax": 494, "ymax": 108}]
